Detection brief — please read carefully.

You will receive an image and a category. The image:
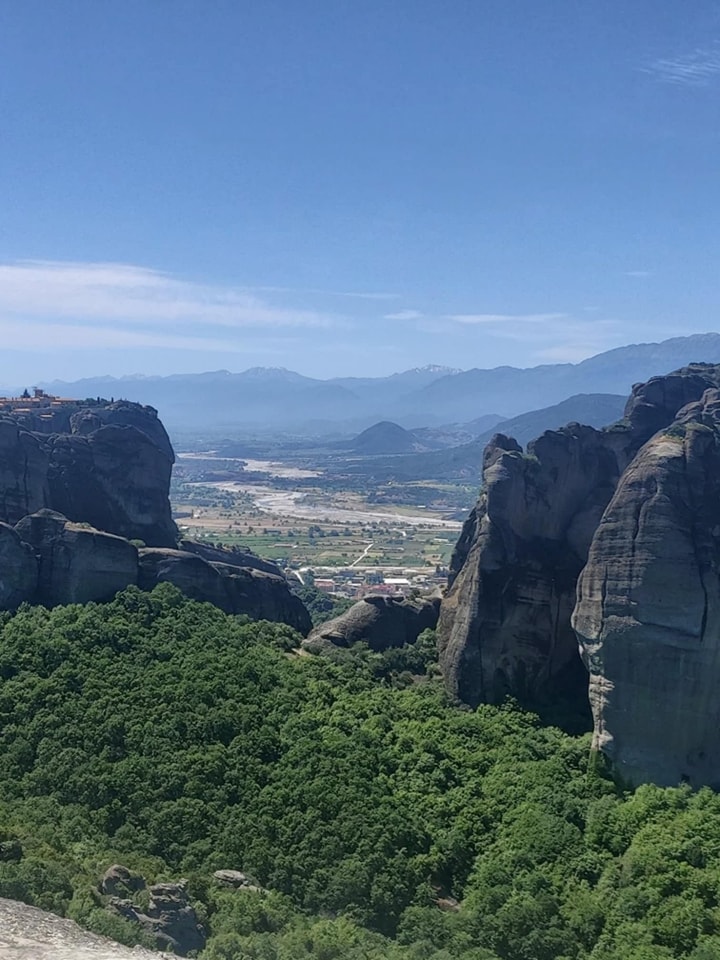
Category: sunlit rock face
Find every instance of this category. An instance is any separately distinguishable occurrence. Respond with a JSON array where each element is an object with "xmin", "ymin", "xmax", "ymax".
[
  {"xmin": 574, "ymin": 388, "xmax": 720, "ymax": 788},
  {"xmin": 438, "ymin": 365, "xmax": 720, "ymax": 717},
  {"xmin": 0, "ymin": 895, "xmax": 174, "ymax": 959}
]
